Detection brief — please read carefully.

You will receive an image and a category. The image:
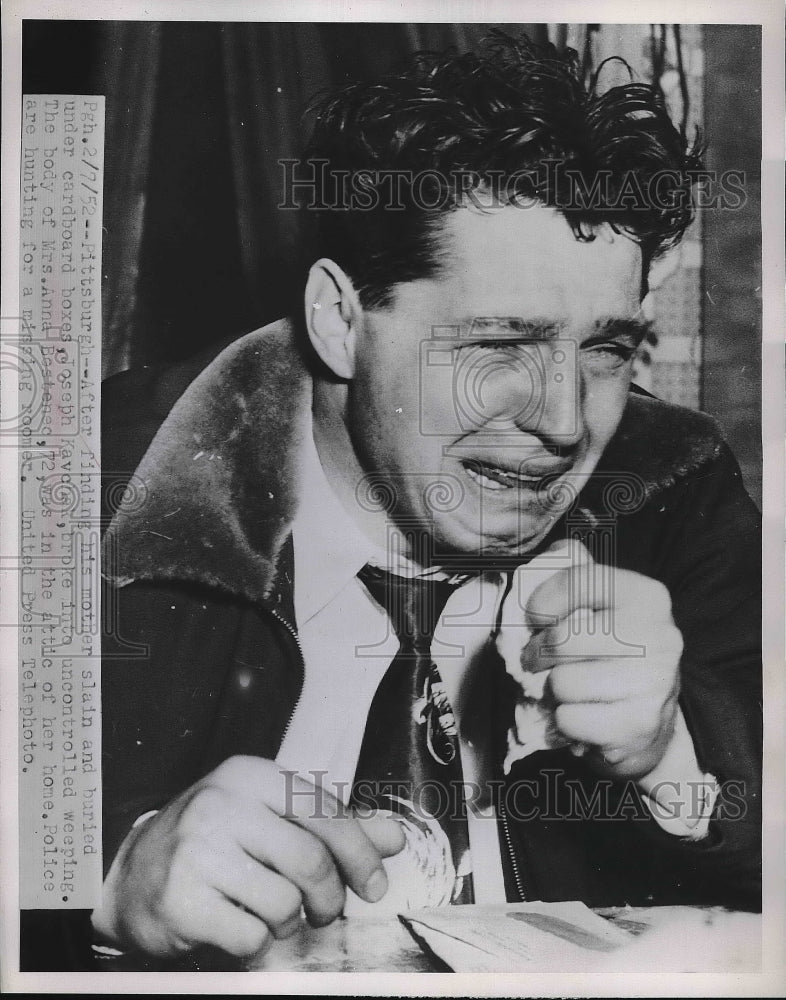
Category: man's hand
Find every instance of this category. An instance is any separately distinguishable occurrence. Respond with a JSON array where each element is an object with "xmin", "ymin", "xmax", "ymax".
[
  {"xmin": 91, "ymin": 756, "xmax": 405, "ymax": 958},
  {"xmin": 523, "ymin": 542, "xmax": 683, "ymax": 780}
]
